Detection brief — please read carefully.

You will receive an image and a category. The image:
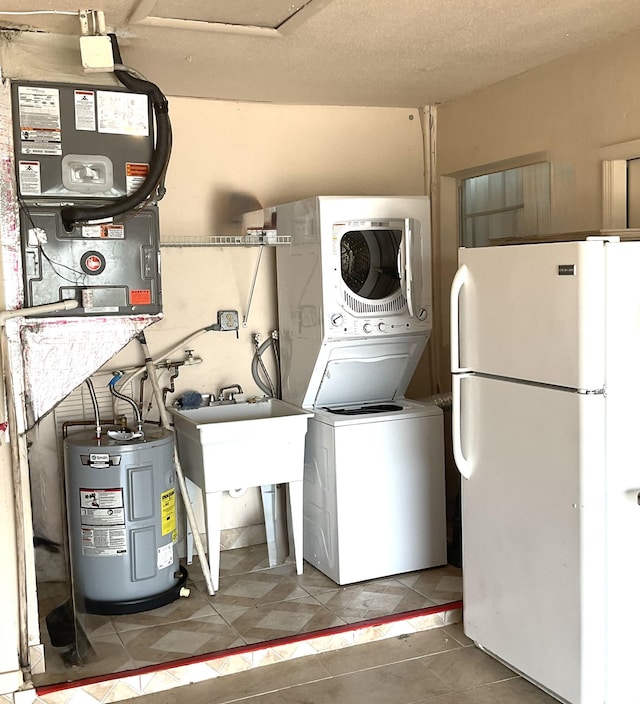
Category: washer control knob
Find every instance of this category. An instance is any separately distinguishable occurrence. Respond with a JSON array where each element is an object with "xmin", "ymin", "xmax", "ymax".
[
  {"xmin": 331, "ymin": 313, "xmax": 344, "ymax": 327},
  {"xmin": 378, "ymin": 322, "xmax": 387, "ymax": 332},
  {"xmin": 363, "ymin": 323, "xmax": 373, "ymax": 333}
]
